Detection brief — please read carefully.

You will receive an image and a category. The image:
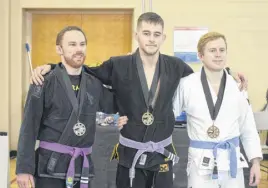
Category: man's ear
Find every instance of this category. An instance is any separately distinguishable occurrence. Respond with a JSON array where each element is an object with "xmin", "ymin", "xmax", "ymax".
[
  {"xmin": 162, "ymin": 33, "xmax": 166, "ymax": 42},
  {"xmin": 198, "ymin": 52, "xmax": 203, "ymax": 61},
  {"xmin": 56, "ymin": 45, "xmax": 63, "ymax": 55},
  {"xmin": 134, "ymin": 31, "xmax": 138, "ymax": 41}
]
